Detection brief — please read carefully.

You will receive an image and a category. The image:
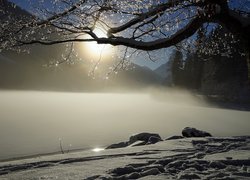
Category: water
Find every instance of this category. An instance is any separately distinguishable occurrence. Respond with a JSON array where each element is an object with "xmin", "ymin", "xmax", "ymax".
[{"xmin": 0, "ymin": 90, "xmax": 249, "ymax": 160}]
